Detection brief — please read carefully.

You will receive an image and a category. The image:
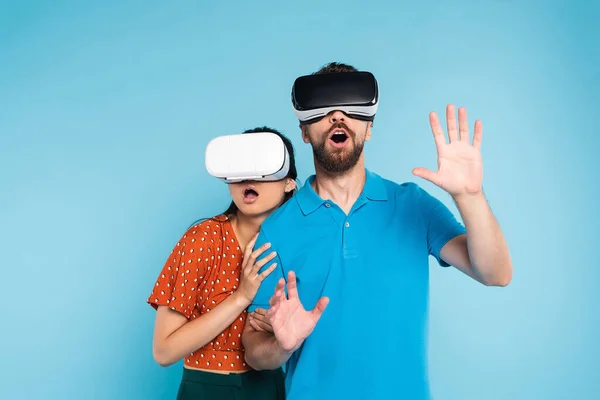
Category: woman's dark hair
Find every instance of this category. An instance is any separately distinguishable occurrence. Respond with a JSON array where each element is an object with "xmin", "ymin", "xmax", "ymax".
[
  {"xmin": 221, "ymin": 126, "xmax": 298, "ymax": 217},
  {"xmin": 187, "ymin": 127, "xmax": 298, "ymax": 229}
]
